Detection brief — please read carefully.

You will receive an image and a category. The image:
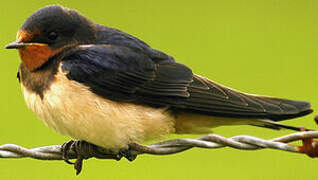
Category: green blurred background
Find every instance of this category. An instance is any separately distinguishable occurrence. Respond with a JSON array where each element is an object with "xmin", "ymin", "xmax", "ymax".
[{"xmin": 0, "ymin": 0, "xmax": 317, "ymax": 179}]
